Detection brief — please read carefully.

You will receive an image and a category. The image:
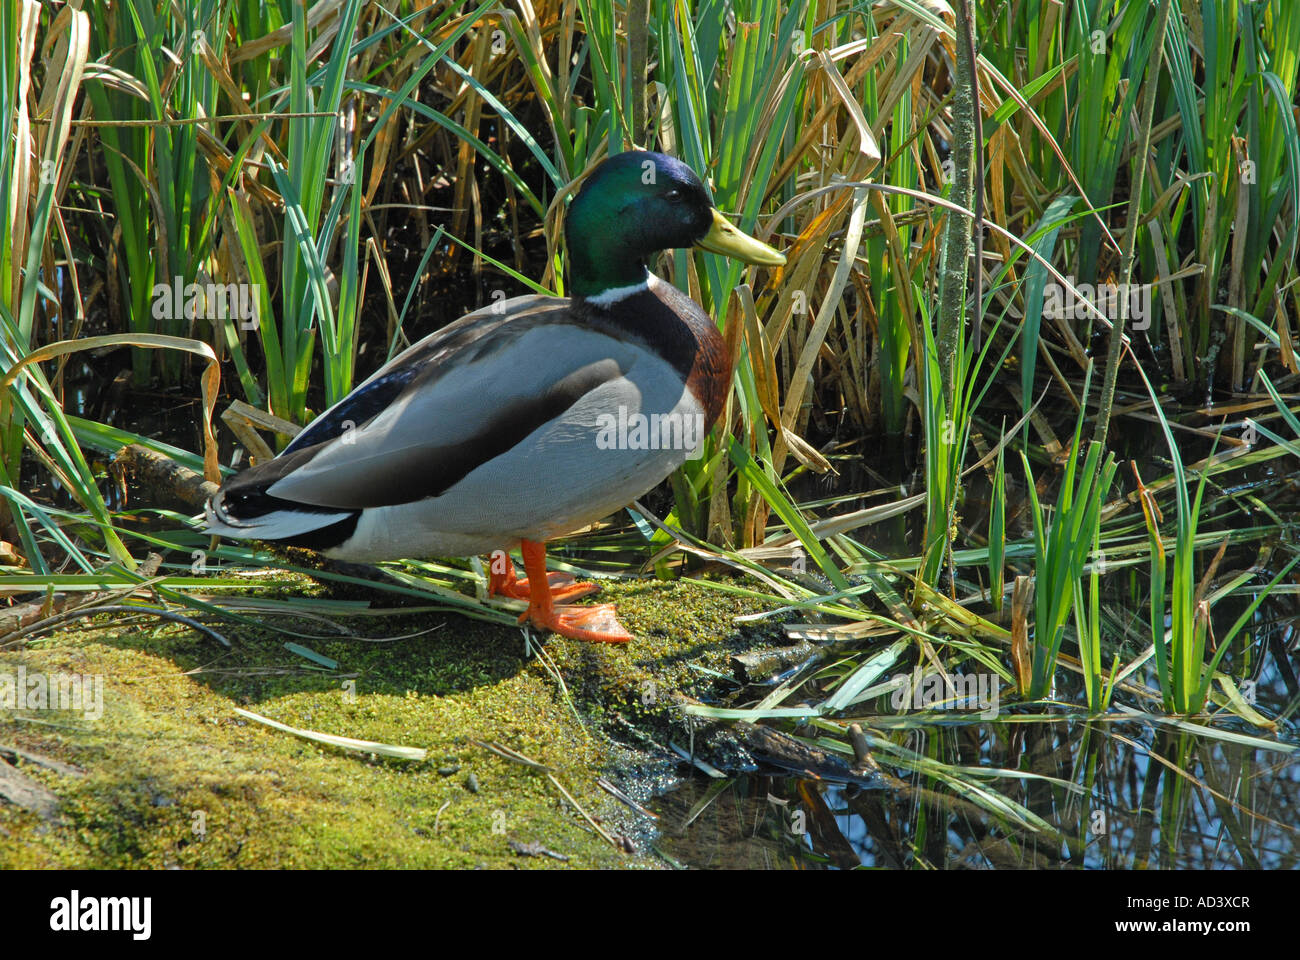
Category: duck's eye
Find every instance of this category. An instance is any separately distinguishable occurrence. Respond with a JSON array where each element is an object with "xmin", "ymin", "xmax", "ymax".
[{"xmin": 663, "ymin": 188, "xmax": 684, "ymax": 203}]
